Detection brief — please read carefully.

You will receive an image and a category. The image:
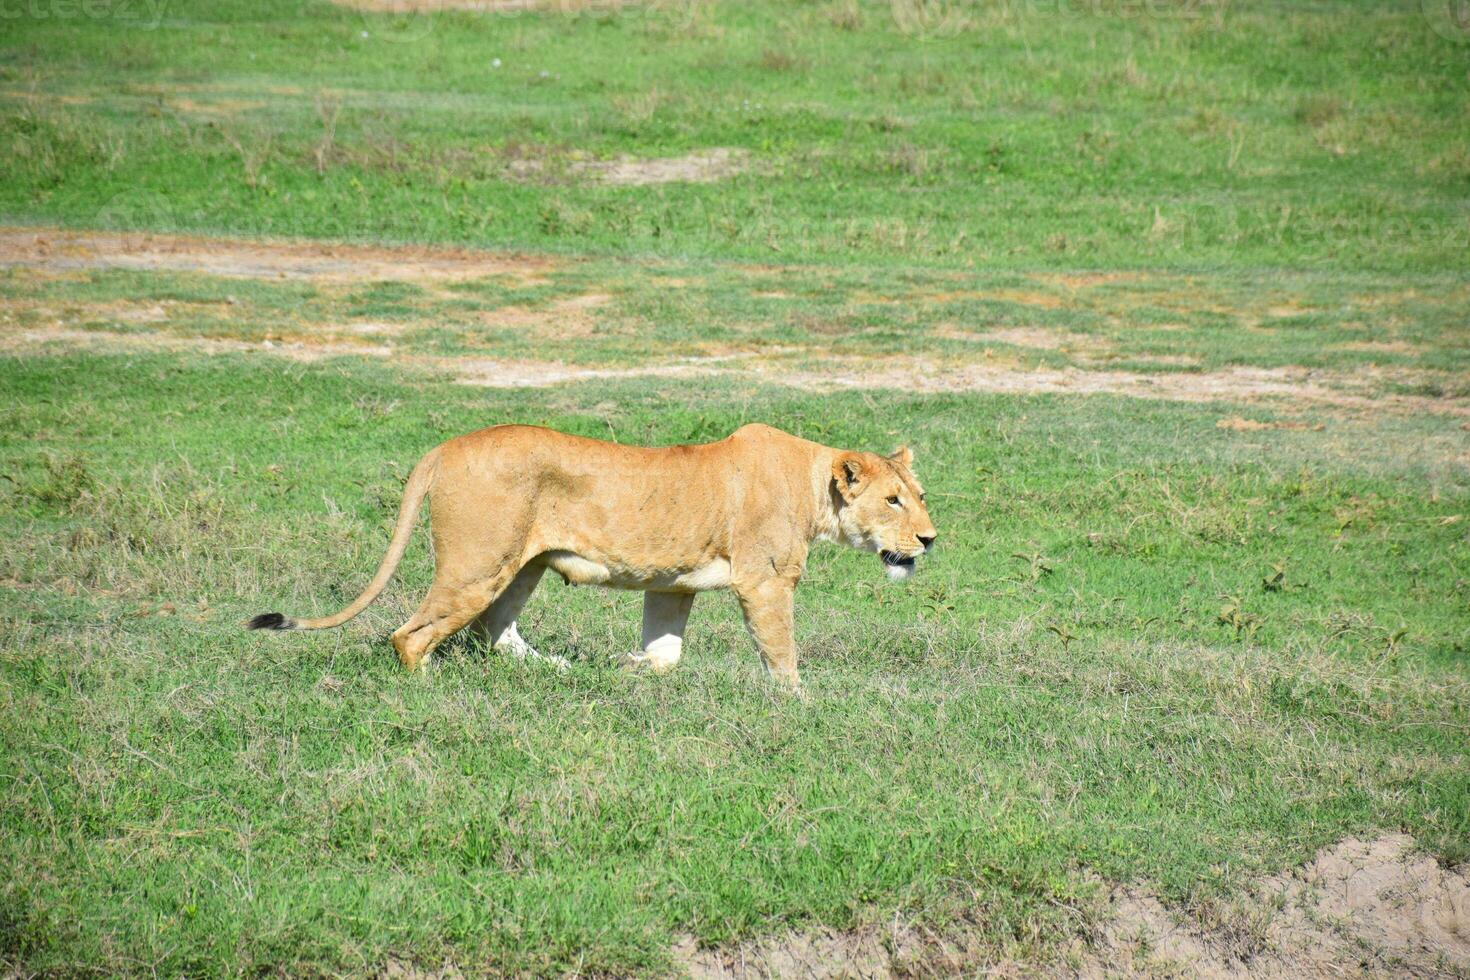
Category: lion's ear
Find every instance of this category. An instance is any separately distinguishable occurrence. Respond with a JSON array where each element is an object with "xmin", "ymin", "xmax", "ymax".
[
  {"xmin": 831, "ymin": 452, "xmax": 870, "ymax": 500},
  {"xmin": 889, "ymin": 445, "xmax": 913, "ymax": 467}
]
